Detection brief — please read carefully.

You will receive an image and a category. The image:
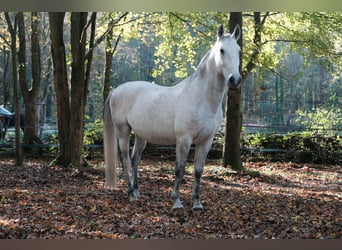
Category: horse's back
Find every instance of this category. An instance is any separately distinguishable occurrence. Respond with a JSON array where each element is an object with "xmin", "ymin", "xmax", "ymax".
[
  {"xmin": 112, "ymin": 81, "xmax": 152, "ymax": 99},
  {"xmin": 109, "ymin": 81, "xmax": 150, "ymax": 123},
  {"xmin": 111, "ymin": 81, "xmax": 176, "ymax": 110},
  {"xmin": 109, "ymin": 81, "xmax": 180, "ymax": 144}
]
